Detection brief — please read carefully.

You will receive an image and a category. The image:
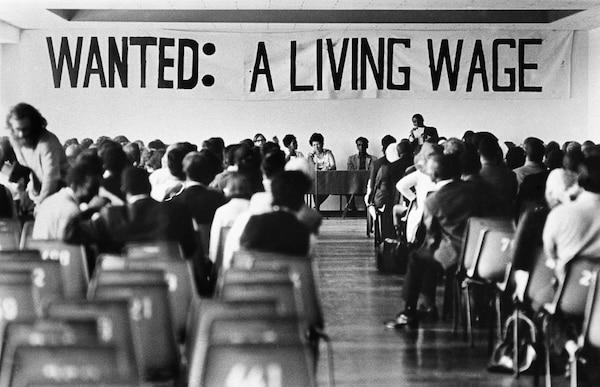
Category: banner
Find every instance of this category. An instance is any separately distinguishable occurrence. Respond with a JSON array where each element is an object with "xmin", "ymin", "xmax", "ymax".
[{"xmin": 20, "ymin": 29, "xmax": 573, "ymax": 100}]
